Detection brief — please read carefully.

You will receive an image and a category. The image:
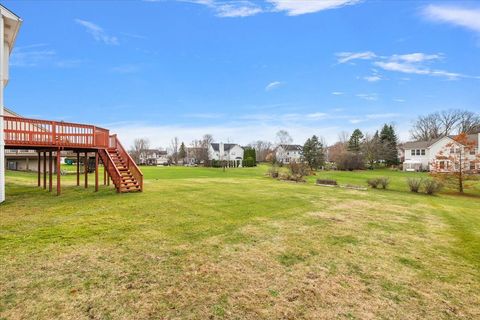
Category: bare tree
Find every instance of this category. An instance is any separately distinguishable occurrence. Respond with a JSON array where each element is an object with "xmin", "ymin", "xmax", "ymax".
[
  {"xmin": 338, "ymin": 131, "xmax": 350, "ymax": 144},
  {"xmin": 362, "ymin": 132, "xmax": 382, "ymax": 167},
  {"xmin": 170, "ymin": 137, "xmax": 179, "ymax": 165},
  {"xmin": 457, "ymin": 110, "xmax": 480, "ymax": 134},
  {"xmin": 129, "ymin": 138, "xmax": 150, "ymax": 164},
  {"xmin": 411, "ymin": 109, "xmax": 480, "ymax": 141},
  {"xmin": 276, "ymin": 130, "xmax": 293, "ymax": 145},
  {"xmin": 249, "ymin": 140, "xmax": 273, "ymax": 162}
]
